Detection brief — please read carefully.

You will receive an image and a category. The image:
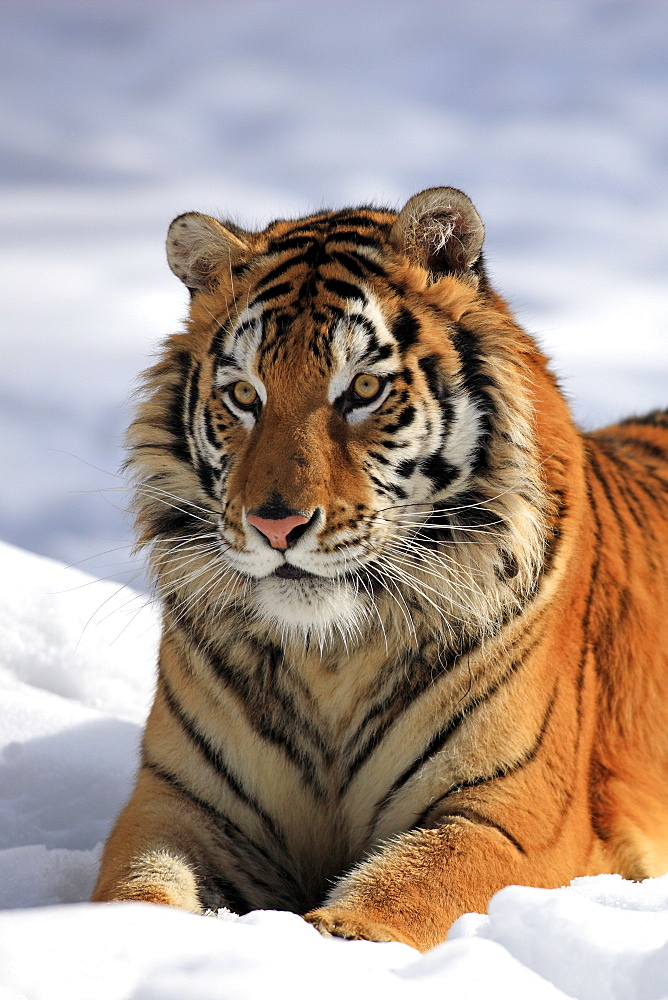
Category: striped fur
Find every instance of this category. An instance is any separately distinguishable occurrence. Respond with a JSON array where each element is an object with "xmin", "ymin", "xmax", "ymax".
[{"xmin": 93, "ymin": 188, "xmax": 668, "ymax": 950}]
